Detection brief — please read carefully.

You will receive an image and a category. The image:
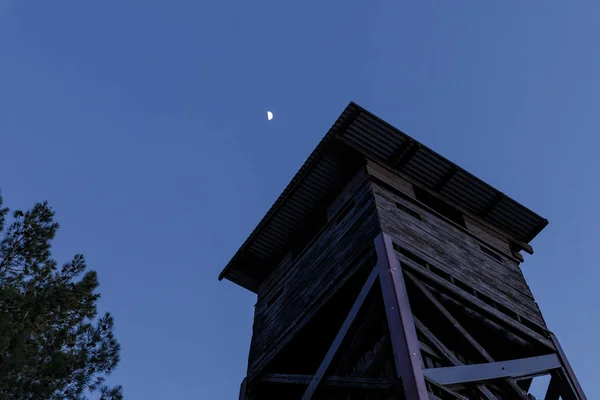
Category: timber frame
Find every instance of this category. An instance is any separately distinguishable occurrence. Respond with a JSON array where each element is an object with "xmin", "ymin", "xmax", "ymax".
[
  {"xmin": 220, "ymin": 103, "xmax": 586, "ymax": 399},
  {"xmin": 238, "ymin": 234, "xmax": 585, "ymax": 400}
]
